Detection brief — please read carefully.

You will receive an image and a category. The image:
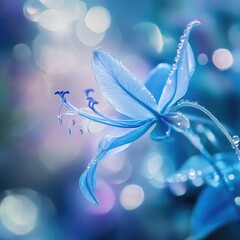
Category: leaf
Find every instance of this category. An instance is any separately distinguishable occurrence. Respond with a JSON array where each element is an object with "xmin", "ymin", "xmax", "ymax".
[
  {"xmin": 158, "ymin": 20, "xmax": 200, "ymax": 112},
  {"xmin": 92, "ymin": 49, "xmax": 158, "ymax": 120},
  {"xmin": 191, "ymin": 186, "xmax": 240, "ymax": 240},
  {"xmin": 79, "ymin": 121, "xmax": 154, "ymax": 204},
  {"xmin": 144, "ymin": 63, "xmax": 172, "ymax": 103}
]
